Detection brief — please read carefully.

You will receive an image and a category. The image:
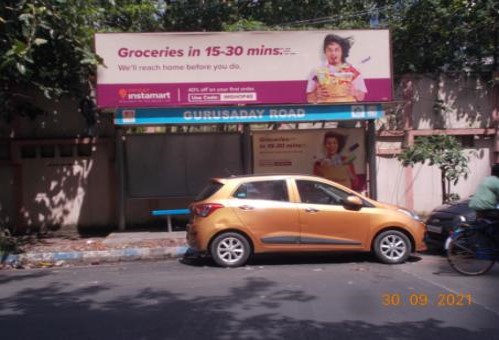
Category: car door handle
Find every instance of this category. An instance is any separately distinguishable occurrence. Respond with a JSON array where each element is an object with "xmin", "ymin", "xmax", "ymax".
[
  {"xmin": 239, "ymin": 205, "xmax": 255, "ymax": 211},
  {"xmin": 305, "ymin": 207, "xmax": 319, "ymax": 213}
]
